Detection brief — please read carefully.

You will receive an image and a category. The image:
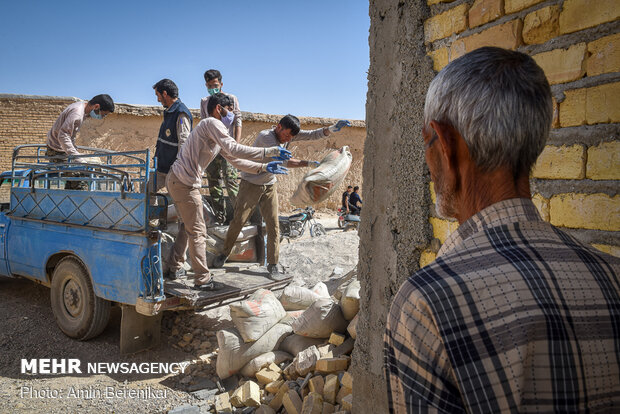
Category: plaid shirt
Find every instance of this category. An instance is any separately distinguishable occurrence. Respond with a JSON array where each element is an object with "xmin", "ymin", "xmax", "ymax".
[{"xmin": 384, "ymin": 198, "xmax": 620, "ymax": 413}]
